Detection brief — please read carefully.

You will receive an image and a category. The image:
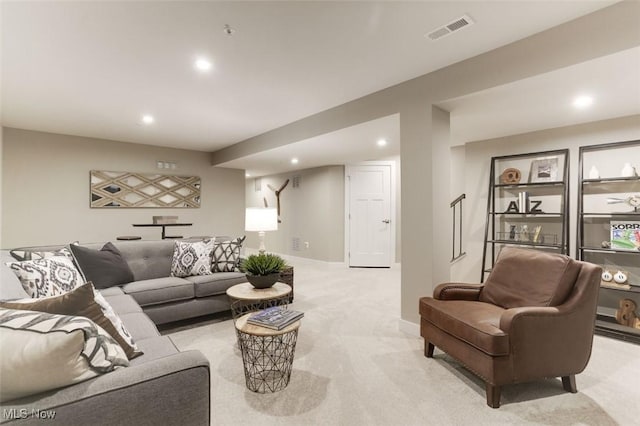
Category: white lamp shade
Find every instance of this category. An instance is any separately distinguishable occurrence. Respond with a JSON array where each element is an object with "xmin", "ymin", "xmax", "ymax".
[{"xmin": 245, "ymin": 208, "xmax": 278, "ymax": 232}]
